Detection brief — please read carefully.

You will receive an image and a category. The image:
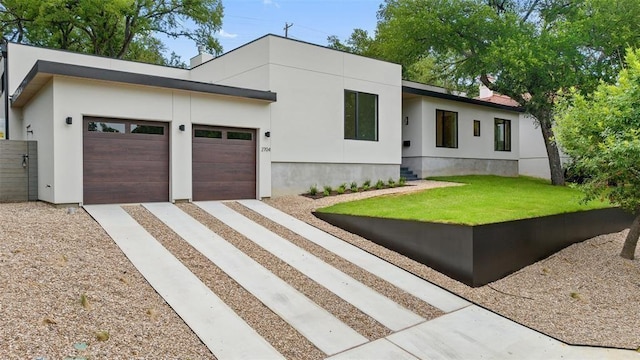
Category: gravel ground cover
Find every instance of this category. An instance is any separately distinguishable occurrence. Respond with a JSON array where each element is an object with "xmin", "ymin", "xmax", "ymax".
[
  {"xmin": 2, "ymin": 179, "xmax": 637, "ymax": 358},
  {"xmin": 266, "ymin": 180, "xmax": 640, "ymax": 350},
  {"xmin": 0, "ymin": 202, "xmax": 213, "ymax": 359}
]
